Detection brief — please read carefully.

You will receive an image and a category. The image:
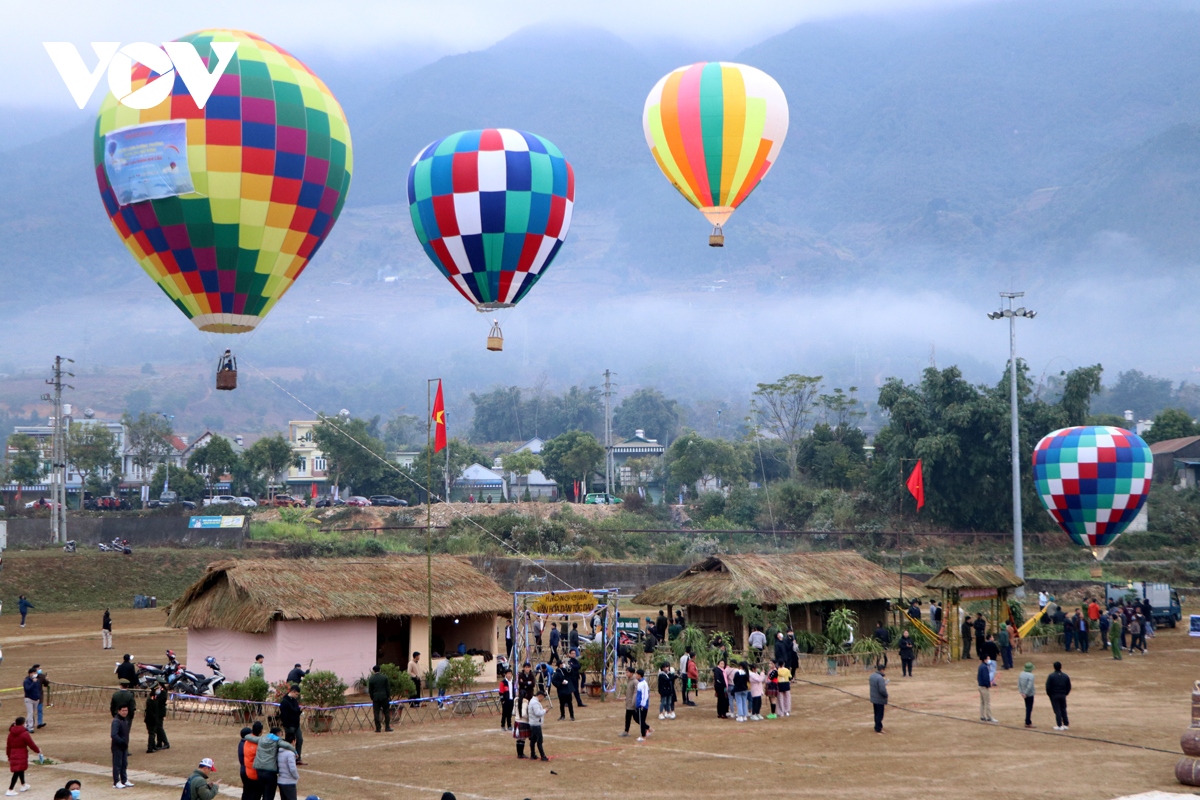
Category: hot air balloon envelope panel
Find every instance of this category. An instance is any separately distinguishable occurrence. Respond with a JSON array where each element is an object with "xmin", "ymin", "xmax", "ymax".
[
  {"xmin": 1032, "ymin": 426, "xmax": 1153, "ymax": 547},
  {"xmin": 407, "ymin": 128, "xmax": 574, "ymax": 308},
  {"xmin": 103, "ymin": 121, "xmax": 195, "ymax": 205},
  {"xmin": 93, "ymin": 30, "xmax": 353, "ymax": 334}
]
